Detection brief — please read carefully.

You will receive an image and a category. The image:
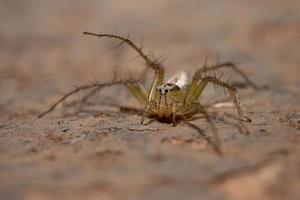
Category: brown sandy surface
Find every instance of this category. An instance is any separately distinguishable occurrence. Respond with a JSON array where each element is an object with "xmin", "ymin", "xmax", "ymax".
[{"xmin": 0, "ymin": 1, "xmax": 300, "ymax": 200}]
